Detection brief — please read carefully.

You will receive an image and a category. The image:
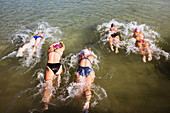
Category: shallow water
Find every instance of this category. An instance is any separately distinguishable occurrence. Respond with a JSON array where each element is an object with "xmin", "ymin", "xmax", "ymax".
[{"xmin": 0, "ymin": 0, "xmax": 170, "ymax": 113}]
